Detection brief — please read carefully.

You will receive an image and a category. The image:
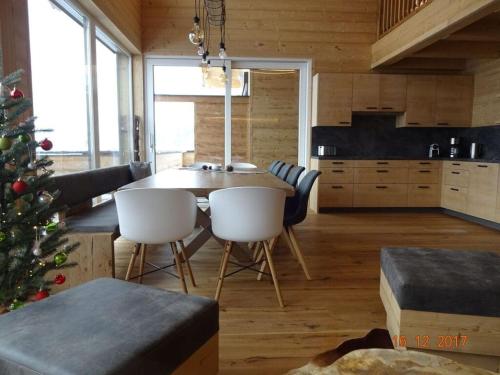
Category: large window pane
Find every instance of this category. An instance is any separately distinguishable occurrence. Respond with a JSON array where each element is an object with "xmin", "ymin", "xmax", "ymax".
[
  {"xmin": 96, "ymin": 33, "xmax": 132, "ymax": 167},
  {"xmin": 28, "ymin": 0, "xmax": 90, "ymax": 174}
]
